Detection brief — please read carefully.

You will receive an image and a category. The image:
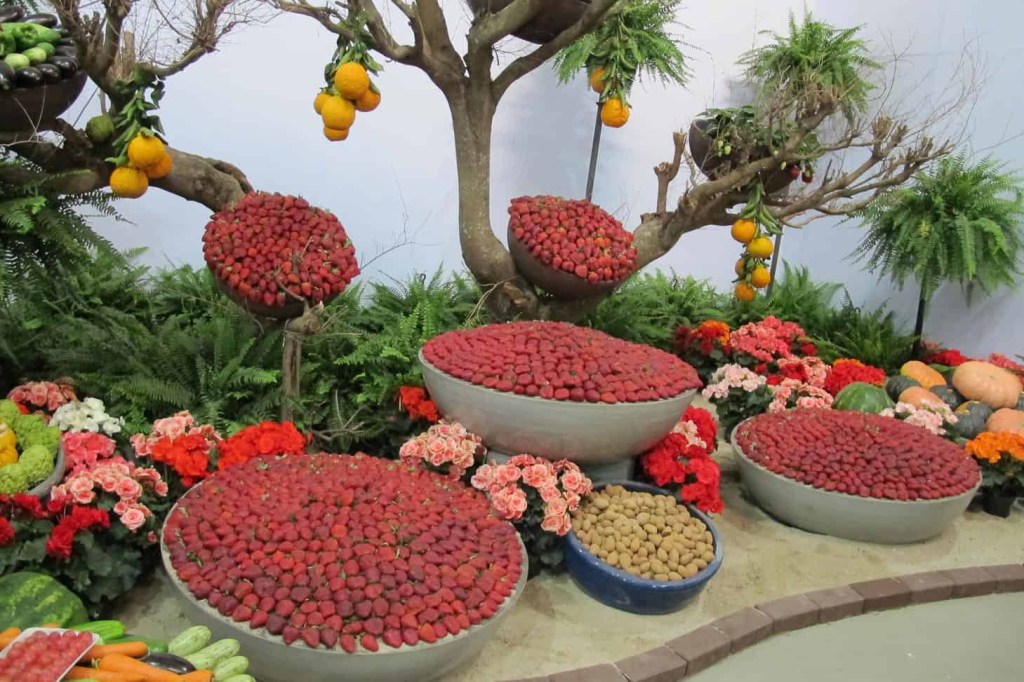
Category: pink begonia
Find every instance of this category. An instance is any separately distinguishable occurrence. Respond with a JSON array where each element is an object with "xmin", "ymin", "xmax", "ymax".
[
  {"xmin": 62, "ymin": 432, "xmax": 117, "ymax": 475},
  {"xmin": 880, "ymin": 402, "xmax": 957, "ymax": 437},
  {"xmin": 133, "ymin": 411, "xmax": 222, "ymax": 459},
  {"xmin": 729, "ymin": 316, "xmax": 806, "ymax": 363},
  {"xmin": 767, "ymin": 379, "xmax": 834, "ymax": 413},
  {"xmin": 51, "ymin": 458, "xmax": 167, "ymax": 533},
  {"xmin": 702, "ymin": 364, "xmax": 768, "ymax": 400},
  {"xmin": 522, "ymin": 463, "xmax": 555, "ymax": 489},
  {"xmin": 777, "ymin": 356, "xmax": 829, "ymax": 388},
  {"xmin": 120, "ymin": 506, "xmax": 148, "ymax": 532},
  {"xmin": 399, "ymin": 420, "xmax": 484, "ymax": 478},
  {"xmin": 673, "ymin": 420, "xmax": 707, "ymax": 450}
]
